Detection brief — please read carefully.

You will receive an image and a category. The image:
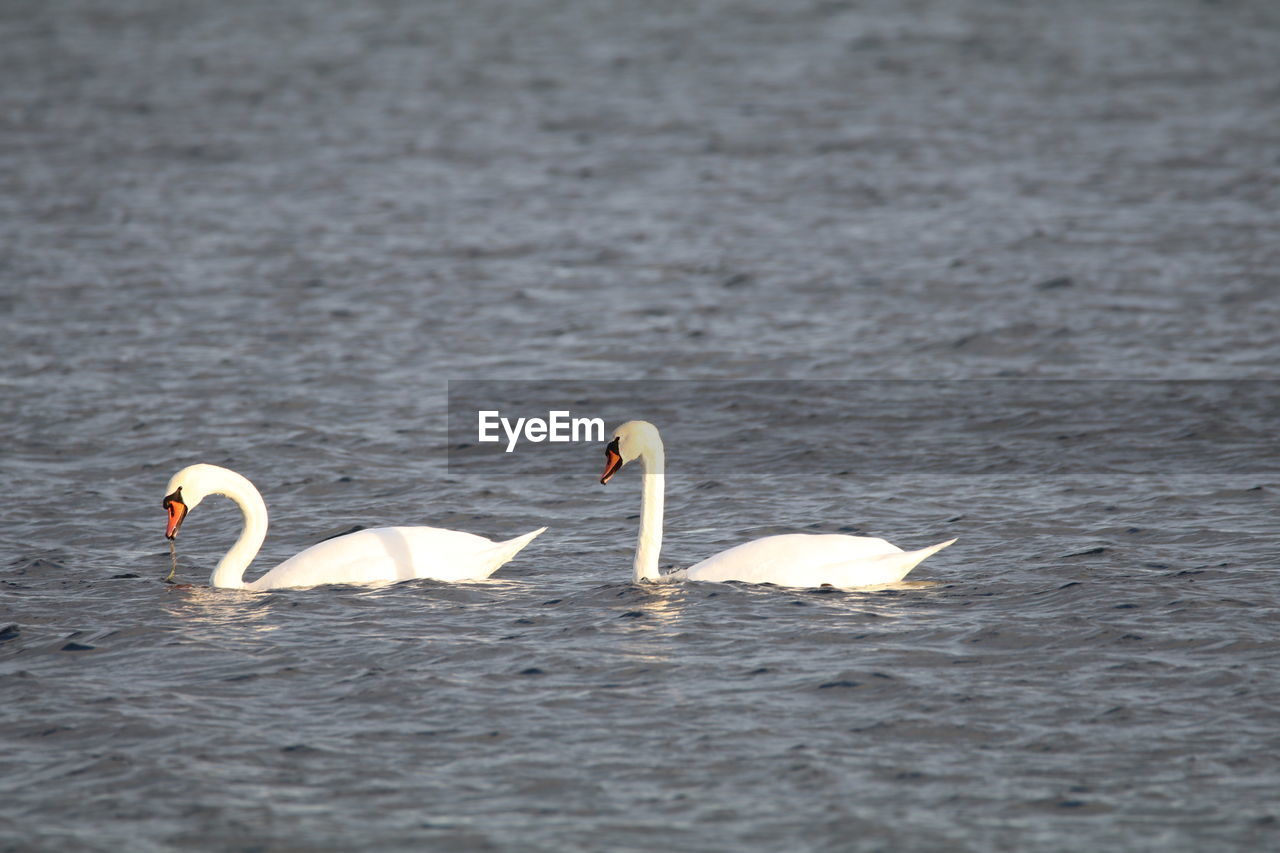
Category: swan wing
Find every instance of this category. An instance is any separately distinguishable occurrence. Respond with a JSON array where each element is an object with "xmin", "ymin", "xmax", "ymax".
[
  {"xmin": 248, "ymin": 526, "xmax": 546, "ymax": 590},
  {"xmin": 684, "ymin": 533, "xmax": 953, "ymax": 588}
]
